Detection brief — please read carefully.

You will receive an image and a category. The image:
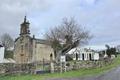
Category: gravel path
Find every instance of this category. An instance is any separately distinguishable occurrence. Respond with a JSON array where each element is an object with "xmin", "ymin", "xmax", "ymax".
[{"xmin": 46, "ymin": 66, "xmax": 120, "ymax": 80}]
